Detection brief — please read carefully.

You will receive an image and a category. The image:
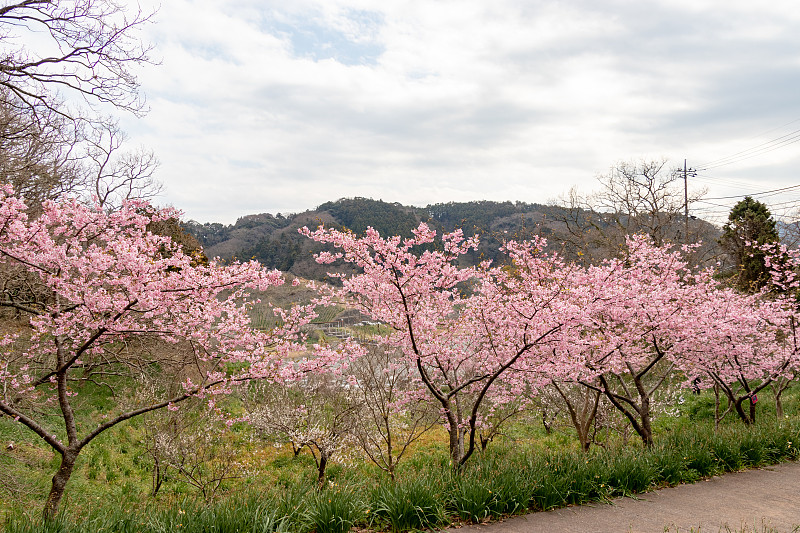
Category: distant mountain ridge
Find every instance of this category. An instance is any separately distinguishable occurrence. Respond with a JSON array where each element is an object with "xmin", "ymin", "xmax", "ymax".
[
  {"xmin": 182, "ymin": 197, "xmax": 722, "ymax": 280},
  {"xmin": 182, "ymin": 198, "xmax": 559, "ymax": 277}
]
